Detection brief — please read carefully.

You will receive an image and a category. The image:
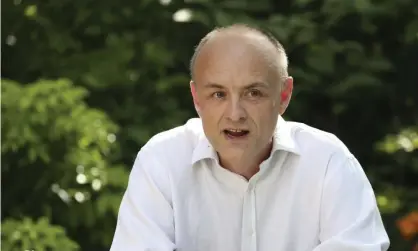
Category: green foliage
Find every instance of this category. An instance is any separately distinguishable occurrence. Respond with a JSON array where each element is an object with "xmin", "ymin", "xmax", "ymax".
[
  {"xmin": 1, "ymin": 217, "xmax": 79, "ymax": 251},
  {"xmin": 377, "ymin": 127, "xmax": 418, "ymax": 154},
  {"xmin": 375, "ymin": 127, "xmax": 418, "ymax": 249},
  {"xmin": 1, "ymin": 79, "xmax": 129, "ymax": 249},
  {"xmin": 2, "ymin": 0, "xmax": 417, "ymax": 249},
  {"xmin": 2, "ymin": 79, "xmax": 114, "ymax": 164},
  {"xmin": 375, "ymin": 126, "xmax": 418, "ymax": 210}
]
